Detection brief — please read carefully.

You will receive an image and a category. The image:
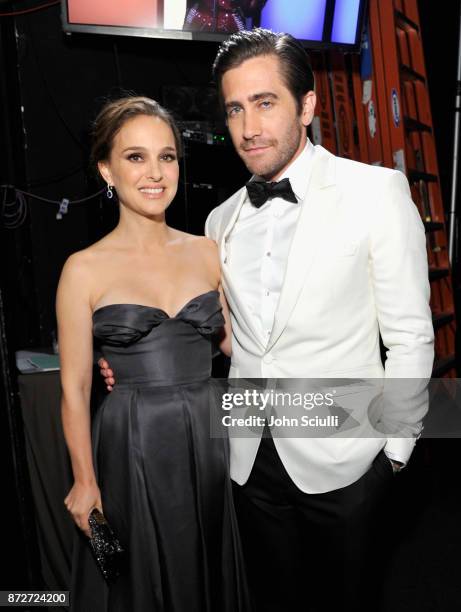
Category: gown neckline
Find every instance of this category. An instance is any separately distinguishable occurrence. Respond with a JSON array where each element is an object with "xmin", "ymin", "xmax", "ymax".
[{"xmin": 92, "ymin": 290, "xmax": 219, "ymax": 320}]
